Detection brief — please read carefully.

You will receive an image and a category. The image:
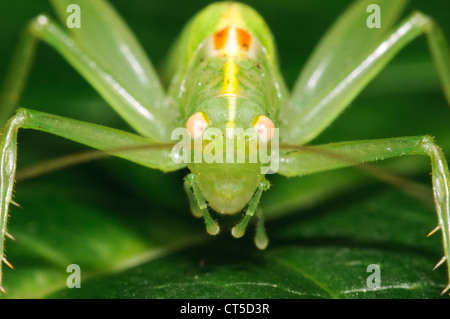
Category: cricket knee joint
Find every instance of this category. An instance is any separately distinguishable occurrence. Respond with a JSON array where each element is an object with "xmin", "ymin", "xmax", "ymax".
[
  {"xmin": 410, "ymin": 11, "xmax": 434, "ymax": 31},
  {"xmin": 420, "ymin": 135, "xmax": 441, "ymax": 156},
  {"xmin": 420, "ymin": 135, "xmax": 449, "ymax": 203},
  {"xmin": 29, "ymin": 14, "xmax": 51, "ymax": 36},
  {"xmin": 2, "ymin": 109, "xmax": 27, "ymax": 134}
]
